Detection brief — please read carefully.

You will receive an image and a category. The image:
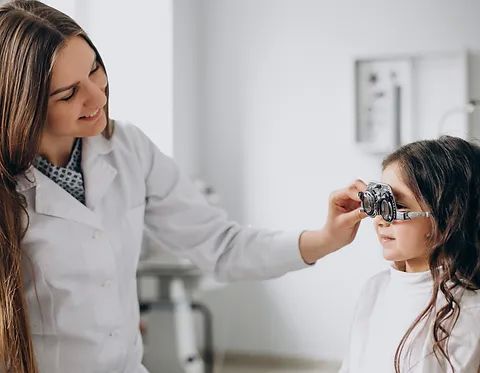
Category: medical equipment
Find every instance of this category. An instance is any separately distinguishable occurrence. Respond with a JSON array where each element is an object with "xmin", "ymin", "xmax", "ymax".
[
  {"xmin": 359, "ymin": 182, "xmax": 432, "ymax": 222},
  {"xmin": 355, "ymin": 51, "xmax": 480, "ymax": 153},
  {"xmin": 138, "ymin": 179, "xmax": 220, "ymax": 373},
  {"xmin": 138, "ymin": 259, "xmax": 214, "ymax": 373}
]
